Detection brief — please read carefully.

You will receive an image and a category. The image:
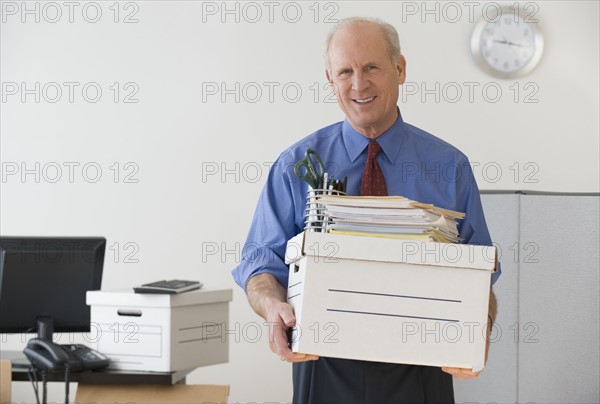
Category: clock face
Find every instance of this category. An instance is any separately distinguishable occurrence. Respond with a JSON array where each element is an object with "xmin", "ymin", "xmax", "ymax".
[{"xmin": 471, "ymin": 8, "xmax": 544, "ymax": 78}]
